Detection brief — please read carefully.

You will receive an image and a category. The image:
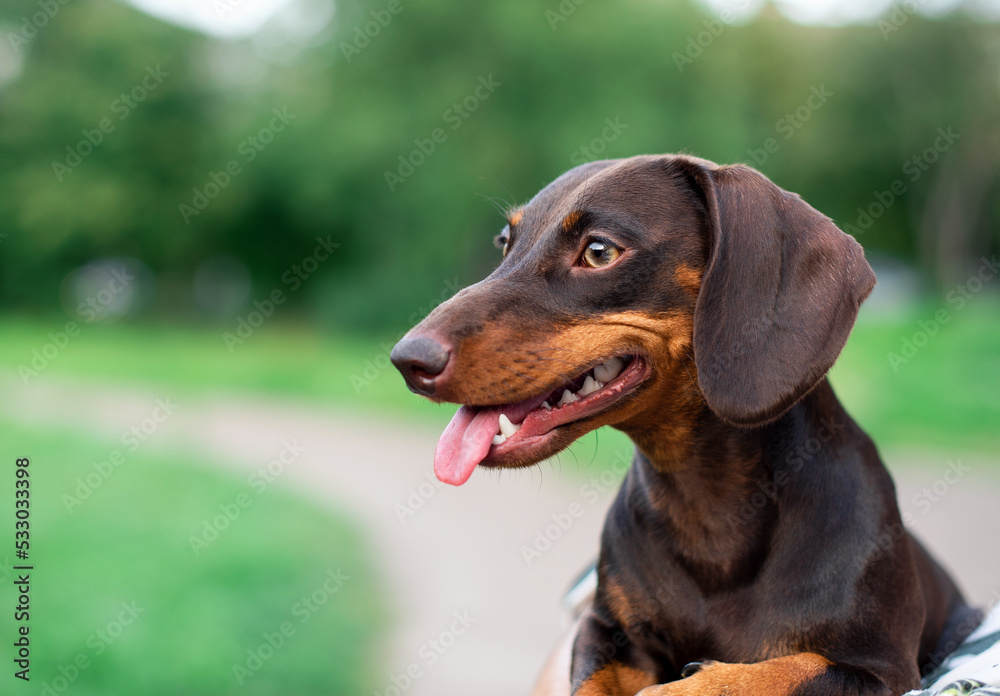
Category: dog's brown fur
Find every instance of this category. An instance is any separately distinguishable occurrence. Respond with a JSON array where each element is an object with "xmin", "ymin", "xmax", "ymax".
[{"xmin": 392, "ymin": 155, "xmax": 979, "ymax": 695}]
